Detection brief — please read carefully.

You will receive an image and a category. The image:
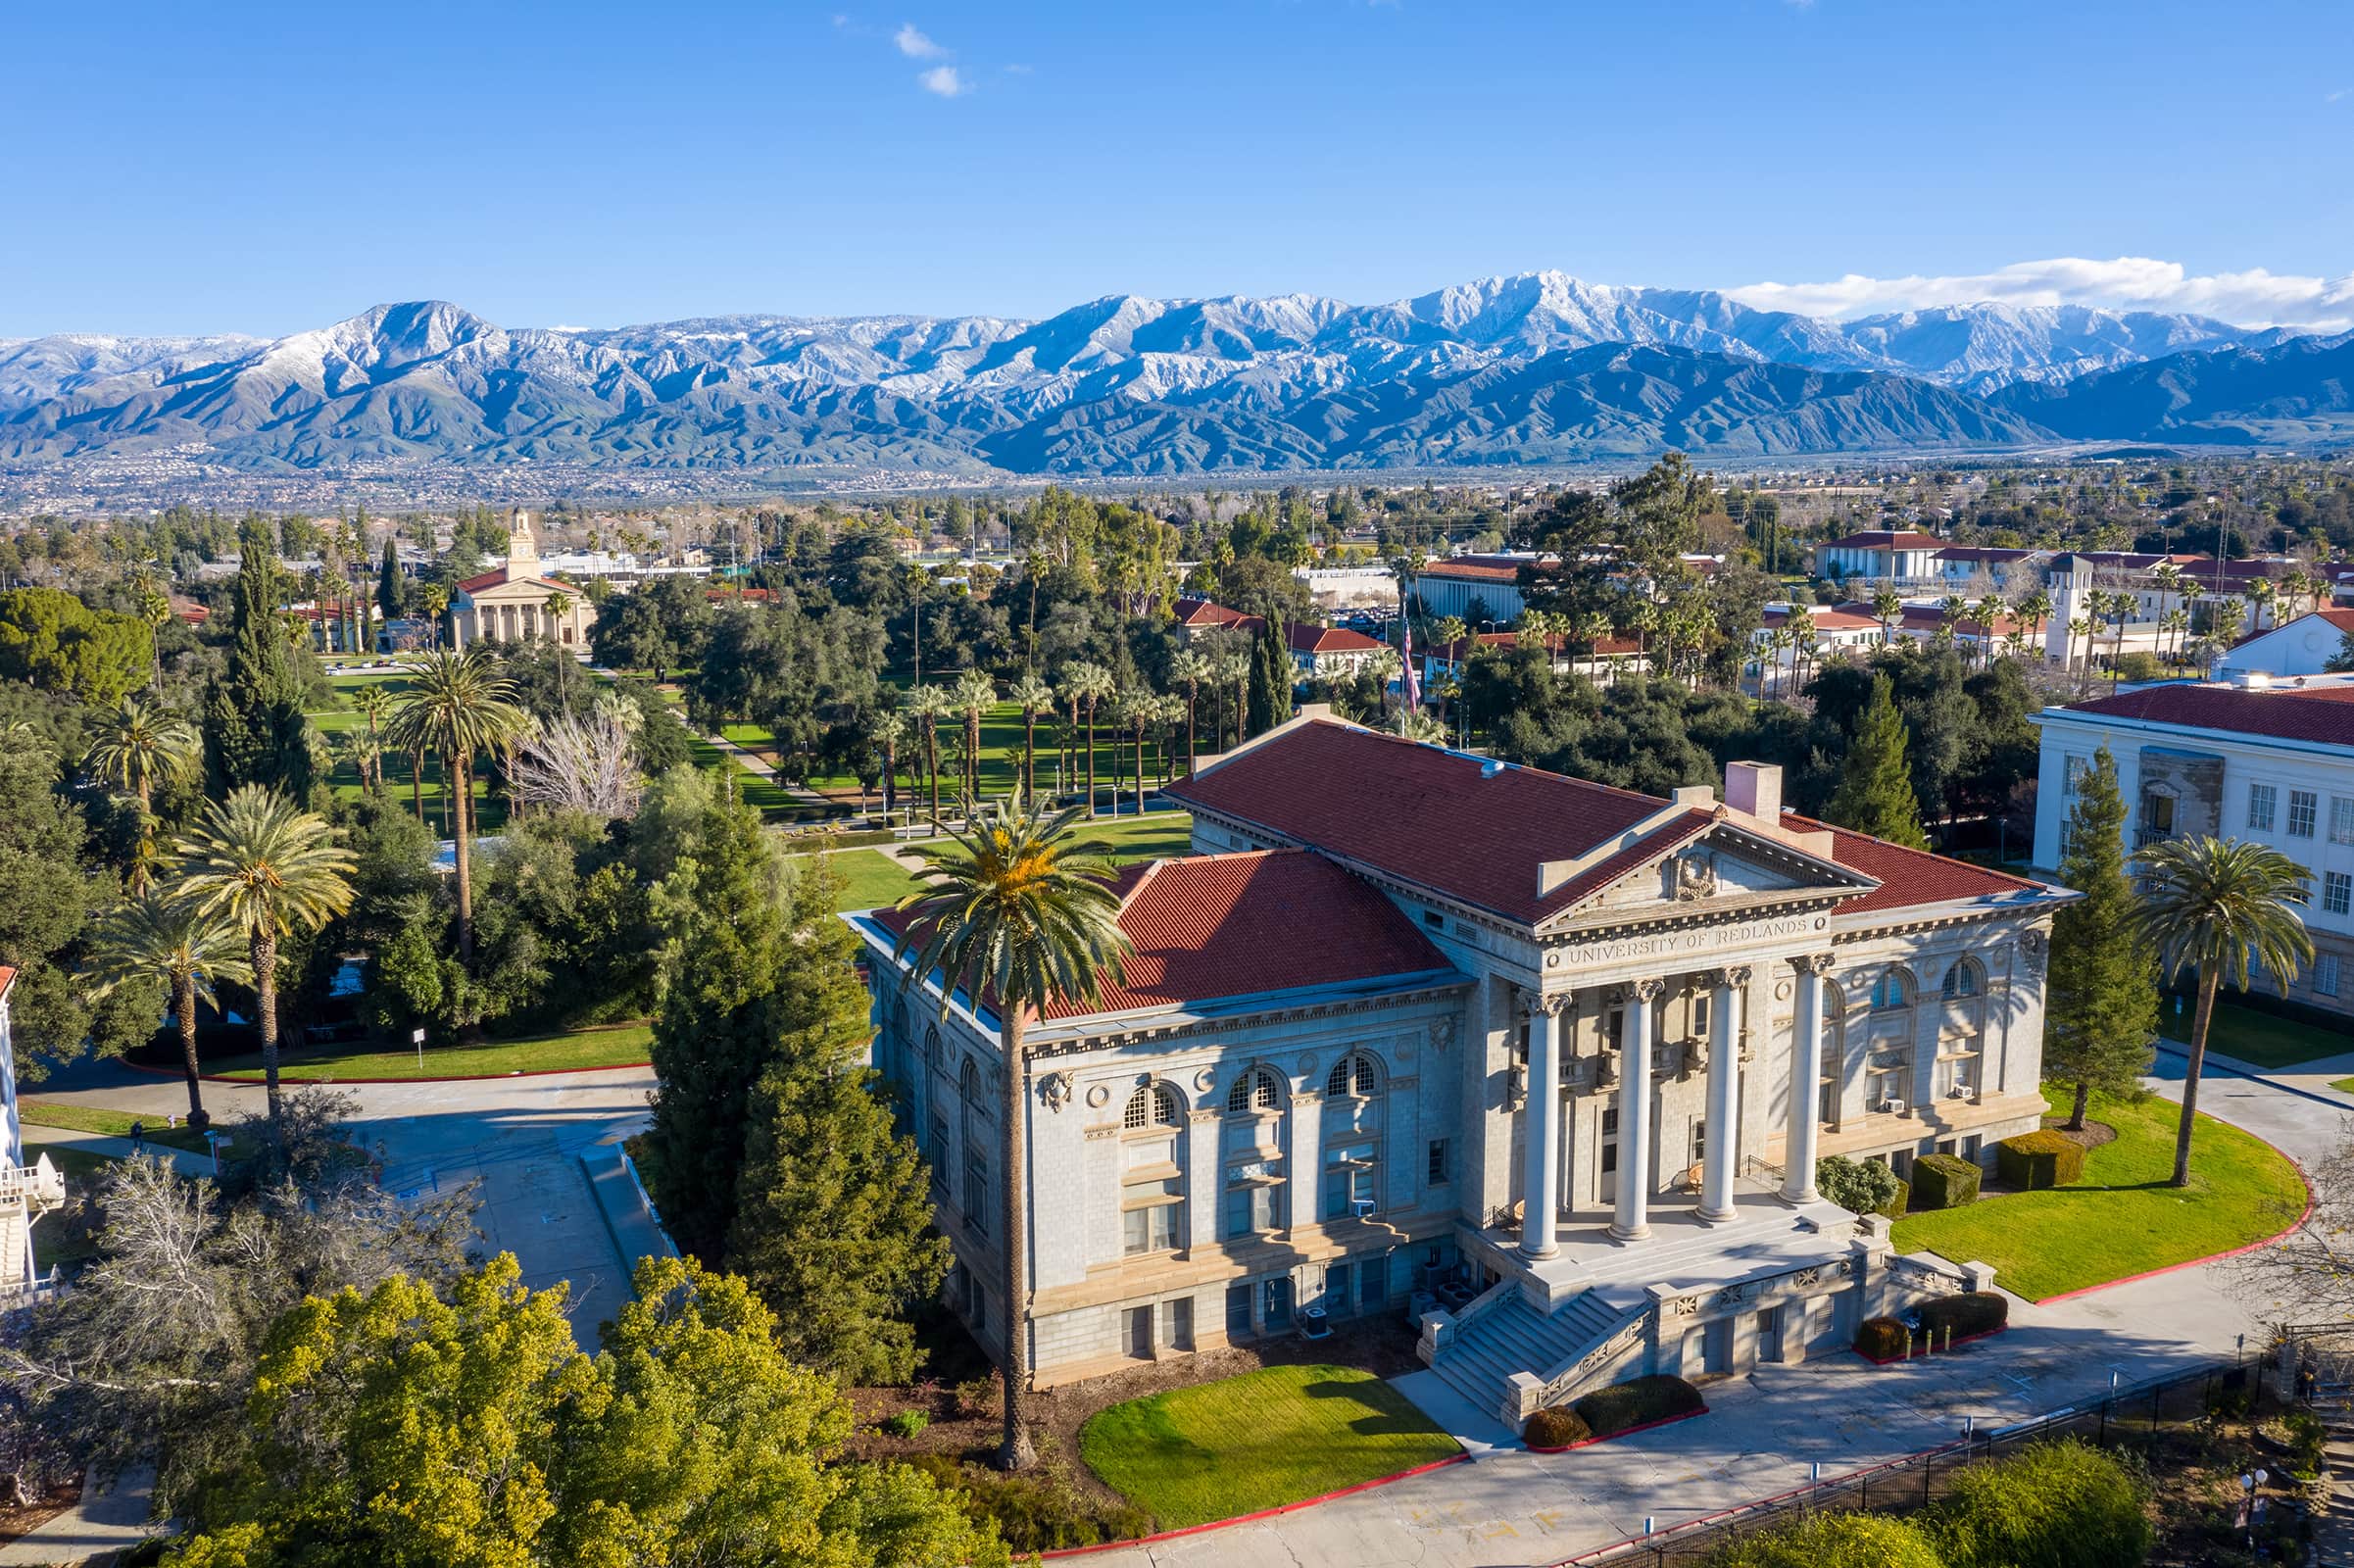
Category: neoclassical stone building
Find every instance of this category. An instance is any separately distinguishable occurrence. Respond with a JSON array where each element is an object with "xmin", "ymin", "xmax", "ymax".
[
  {"xmin": 449, "ymin": 511, "xmax": 592, "ymax": 650},
  {"xmin": 852, "ymin": 715, "xmax": 2072, "ymax": 1412}
]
